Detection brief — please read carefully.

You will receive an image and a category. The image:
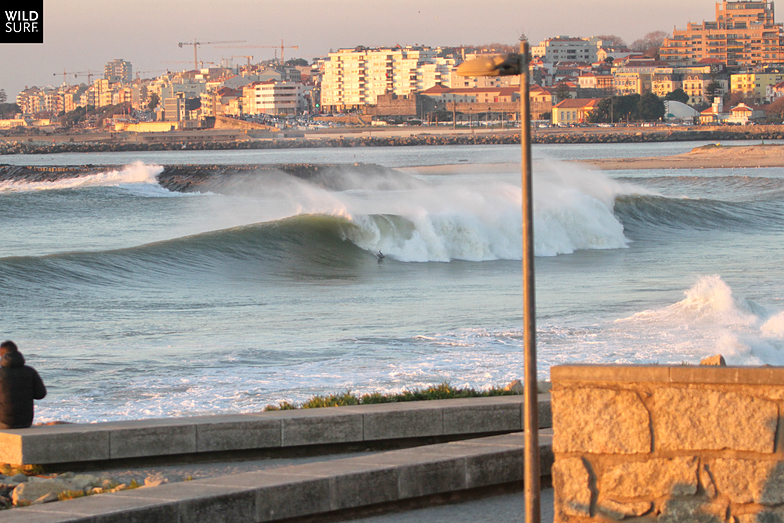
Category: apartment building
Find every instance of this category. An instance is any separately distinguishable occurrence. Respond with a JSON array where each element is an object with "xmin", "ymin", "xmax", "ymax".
[
  {"xmin": 651, "ymin": 68, "xmax": 683, "ymax": 97},
  {"xmin": 321, "ymin": 46, "xmax": 456, "ymax": 112},
  {"xmin": 677, "ymin": 63, "xmax": 729, "ymax": 104},
  {"xmin": 242, "ymin": 80, "xmax": 305, "ymax": 115},
  {"xmin": 731, "ymin": 71, "xmax": 784, "ymax": 101},
  {"xmin": 578, "ymin": 72, "xmax": 614, "ymax": 92},
  {"xmin": 104, "ymin": 59, "xmax": 133, "ymax": 84},
  {"xmin": 531, "ymin": 36, "xmax": 610, "ymax": 64},
  {"xmin": 660, "ymin": 0, "xmax": 784, "ymax": 66}
]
